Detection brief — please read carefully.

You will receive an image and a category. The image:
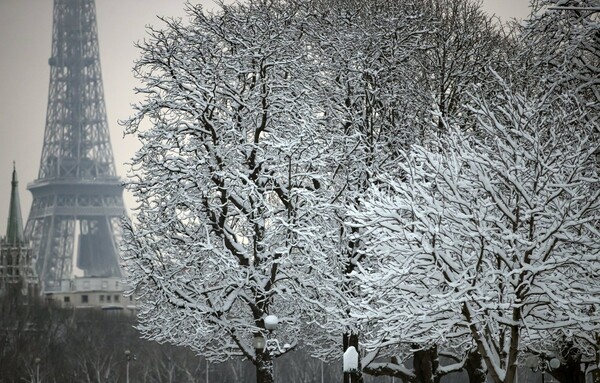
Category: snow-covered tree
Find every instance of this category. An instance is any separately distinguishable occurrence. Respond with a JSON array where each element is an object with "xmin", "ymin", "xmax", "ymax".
[
  {"xmin": 295, "ymin": 1, "xmax": 431, "ymax": 381},
  {"xmin": 348, "ymin": 73, "xmax": 600, "ymax": 383},
  {"xmin": 521, "ymin": 0, "xmax": 599, "ymax": 128},
  {"xmin": 259, "ymin": 1, "xmax": 519, "ymax": 381},
  {"xmin": 520, "ymin": 4, "xmax": 600, "ymax": 380},
  {"xmin": 307, "ymin": 1, "xmax": 518, "ymax": 381},
  {"xmin": 122, "ymin": 2, "xmax": 337, "ymax": 382},
  {"xmin": 412, "ymin": 0, "xmax": 516, "ymax": 130}
]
